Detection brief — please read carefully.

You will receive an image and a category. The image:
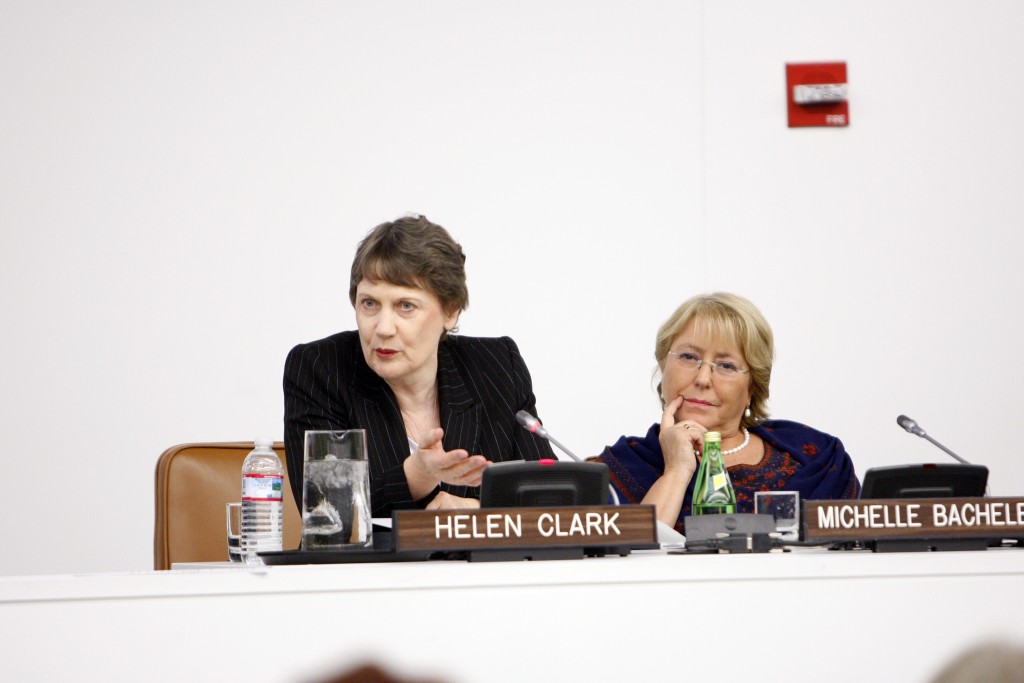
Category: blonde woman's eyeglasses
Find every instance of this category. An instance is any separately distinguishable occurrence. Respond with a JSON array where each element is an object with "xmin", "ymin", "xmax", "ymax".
[{"xmin": 667, "ymin": 351, "xmax": 749, "ymax": 379}]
